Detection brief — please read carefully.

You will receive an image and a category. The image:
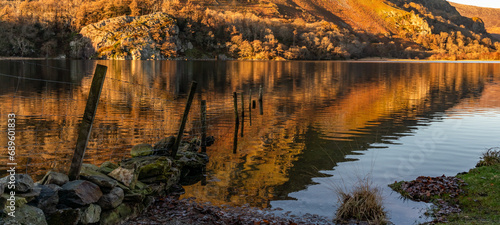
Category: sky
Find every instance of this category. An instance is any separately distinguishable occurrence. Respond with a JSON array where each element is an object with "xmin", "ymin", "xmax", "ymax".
[{"xmin": 447, "ymin": 0, "xmax": 500, "ymax": 8}]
